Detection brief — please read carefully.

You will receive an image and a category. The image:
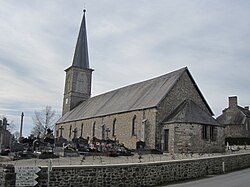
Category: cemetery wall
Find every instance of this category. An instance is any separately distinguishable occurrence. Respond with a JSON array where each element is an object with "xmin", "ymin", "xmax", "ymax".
[{"xmin": 1, "ymin": 153, "xmax": 250, "ymax": 187}]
